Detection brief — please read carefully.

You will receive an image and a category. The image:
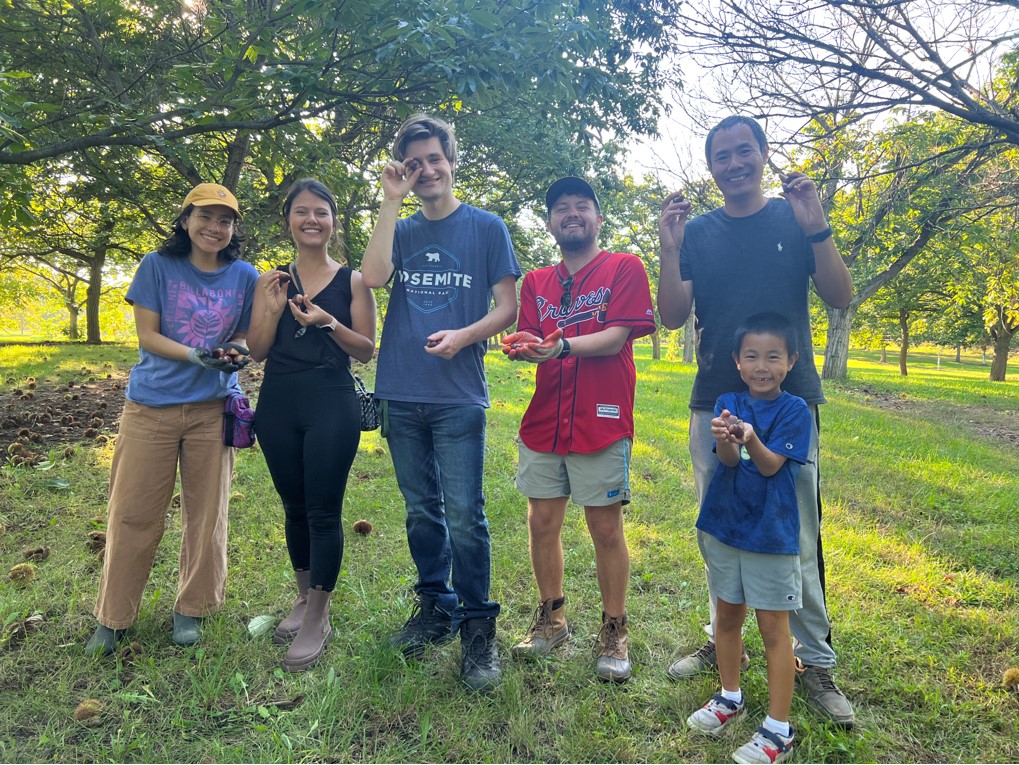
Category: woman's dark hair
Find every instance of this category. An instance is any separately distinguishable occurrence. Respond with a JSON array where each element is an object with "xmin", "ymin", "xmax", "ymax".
[
  {"xmin": 157, "ymin": 205, "xmax": 245, "ymax": 262},
  {"xmin": 282, "ymin": 177, "xmax": 338, "ymax": 220},
  {"xmin": 282, "ymin": 177, "xmax": 345, "ymax": 264},
  {"xmin": 733, "ymin": 312, "xmax": 799, "ymax": 357}
]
